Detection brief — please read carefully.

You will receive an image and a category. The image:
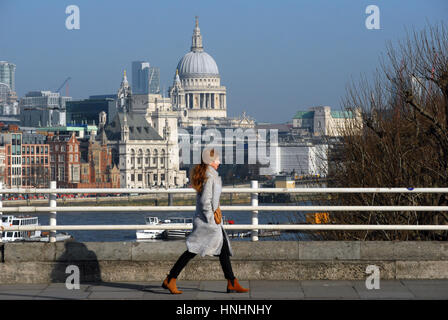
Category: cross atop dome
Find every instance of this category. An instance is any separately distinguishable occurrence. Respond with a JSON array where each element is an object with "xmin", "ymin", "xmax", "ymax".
[{"xmin": 191, "ymin": 16, "xmax": 203, "ymax": 52}]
